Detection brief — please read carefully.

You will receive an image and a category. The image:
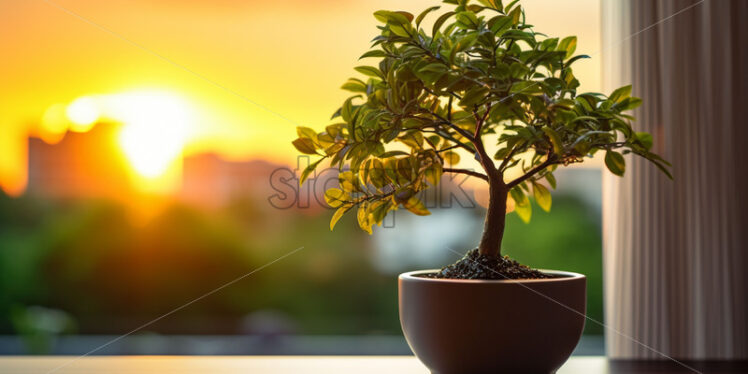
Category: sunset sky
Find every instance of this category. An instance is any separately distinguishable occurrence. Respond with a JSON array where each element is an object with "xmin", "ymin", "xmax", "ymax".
[{"xmin": 0, "ymin": 0, "xmax": 600, "ymax": 195}]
